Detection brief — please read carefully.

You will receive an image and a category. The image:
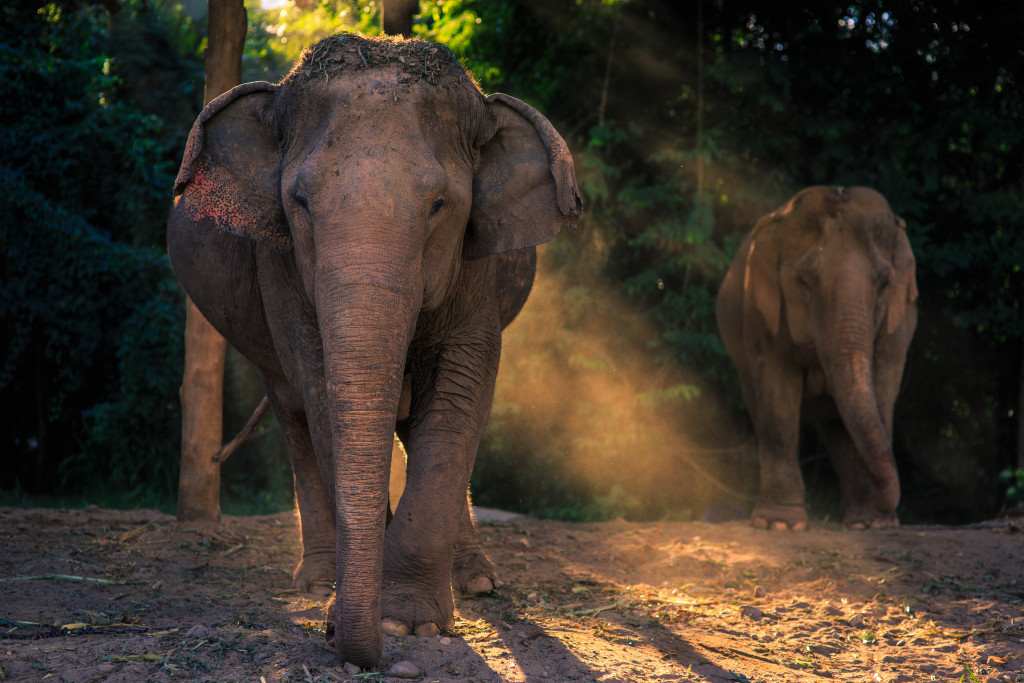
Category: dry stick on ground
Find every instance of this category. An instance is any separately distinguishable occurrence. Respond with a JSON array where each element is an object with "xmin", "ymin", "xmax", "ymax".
[{"xmin": 211, "ymin": 397, "xmax": 272, "ymax": 464}]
